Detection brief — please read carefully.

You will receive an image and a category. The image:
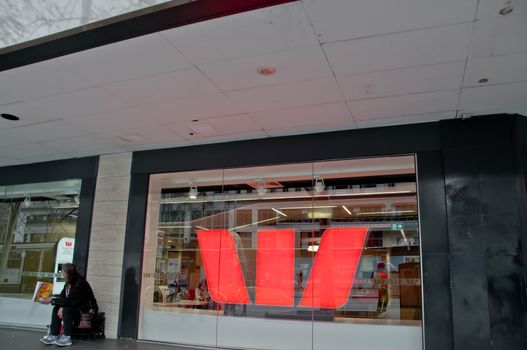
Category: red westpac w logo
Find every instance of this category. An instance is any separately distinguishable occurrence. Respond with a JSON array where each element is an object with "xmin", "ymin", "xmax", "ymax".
[
  {"xmin": 197, "ymin": 227, "xmax": 368, "ymax": 309},
  {"xmin": 65, "ymin": 241, "xmax": 73, "ymax": 247}
]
